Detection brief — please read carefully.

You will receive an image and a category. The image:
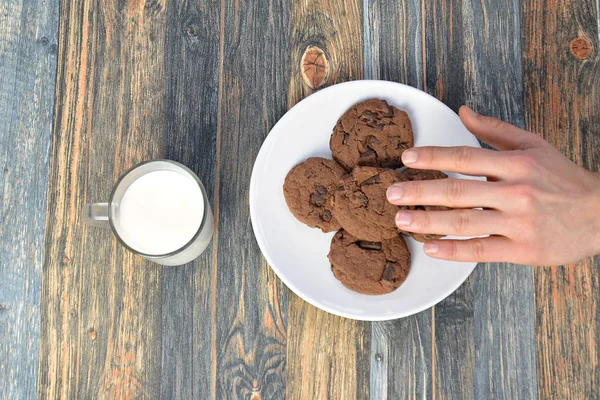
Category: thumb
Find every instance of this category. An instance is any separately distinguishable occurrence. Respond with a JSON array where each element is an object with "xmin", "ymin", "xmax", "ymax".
[{"xmin": 459, "ymin": 106, "xmax": 543, "ymax": 150}]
